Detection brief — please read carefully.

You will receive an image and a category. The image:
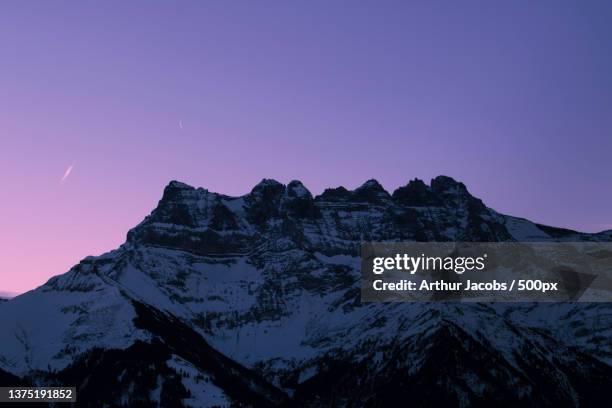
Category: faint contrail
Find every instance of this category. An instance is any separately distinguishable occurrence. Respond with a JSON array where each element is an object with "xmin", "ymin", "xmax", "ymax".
[
  {"xmin": 179, "ymin": 120, "xmax": 184, "ymax": 129},
  {"xmin": 61, "ymin": 165, "xmax": 74, "ymax": 183}
]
